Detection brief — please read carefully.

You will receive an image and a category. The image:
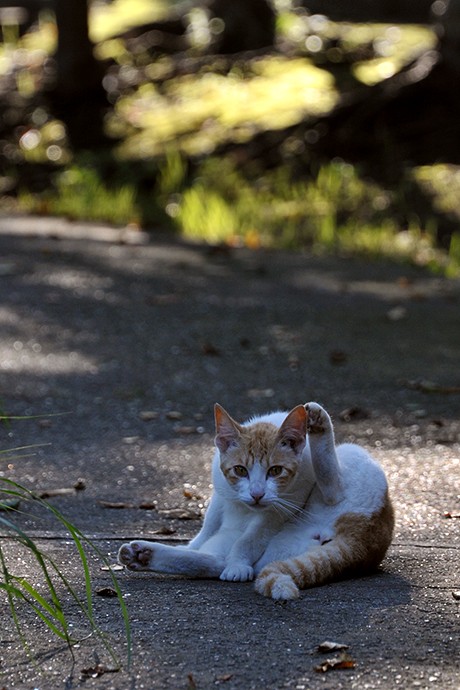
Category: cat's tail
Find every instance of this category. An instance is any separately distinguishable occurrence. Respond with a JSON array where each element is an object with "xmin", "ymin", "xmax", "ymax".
[{"xmin": 254, "ymin": 495, "xmax": 394, "ymax": 600}]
